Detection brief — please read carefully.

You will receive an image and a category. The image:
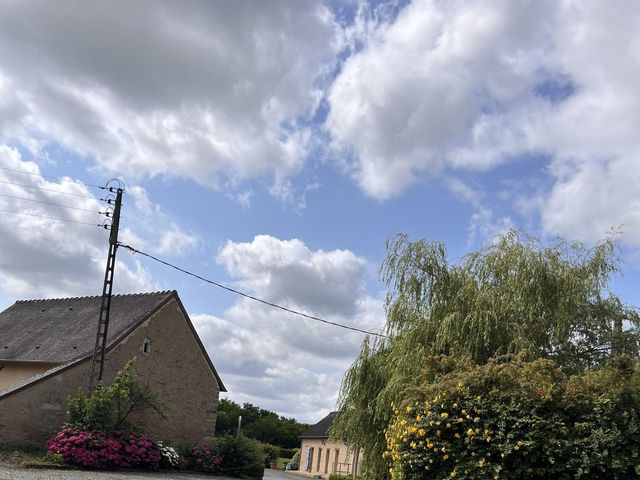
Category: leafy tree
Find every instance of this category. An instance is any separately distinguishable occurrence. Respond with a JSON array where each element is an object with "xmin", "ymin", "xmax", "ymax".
[
  {"xmin": 215, "ymin": 399, "xmax": 308, "ymax": 449},
  {"xmin": 66, "ymin": 358, "xmax": 163, "ymax": 432},
  {"xmin": 333, "ymin": 231, "xmax": 640, "ymax": 478}
]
